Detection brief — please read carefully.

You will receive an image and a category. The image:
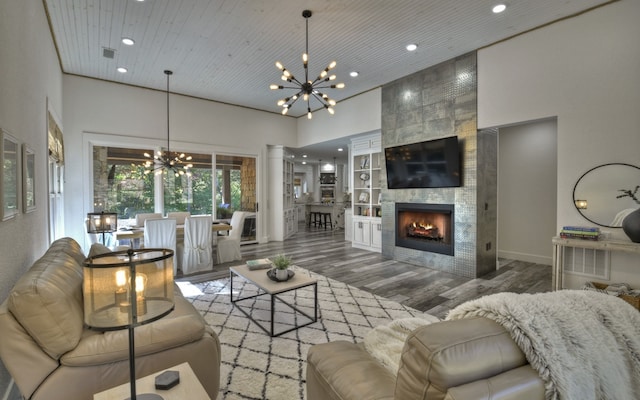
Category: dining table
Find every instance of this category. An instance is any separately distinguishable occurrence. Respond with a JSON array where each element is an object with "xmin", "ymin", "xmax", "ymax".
[{"xmin": 113, "ymin": 221, "xmax": 232, "ymax": 248}]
